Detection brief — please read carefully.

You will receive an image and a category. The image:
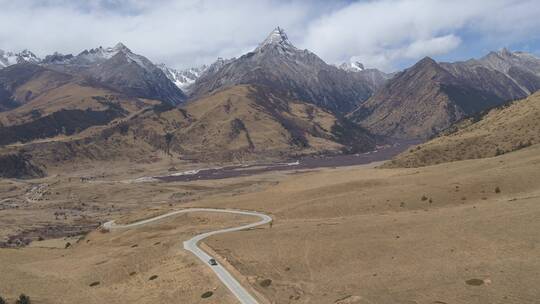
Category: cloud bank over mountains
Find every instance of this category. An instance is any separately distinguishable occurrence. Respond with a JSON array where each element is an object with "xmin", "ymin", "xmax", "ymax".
[{"xmin": 0, "ymin": 0, "xmax": 539, "ymax": 71}]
